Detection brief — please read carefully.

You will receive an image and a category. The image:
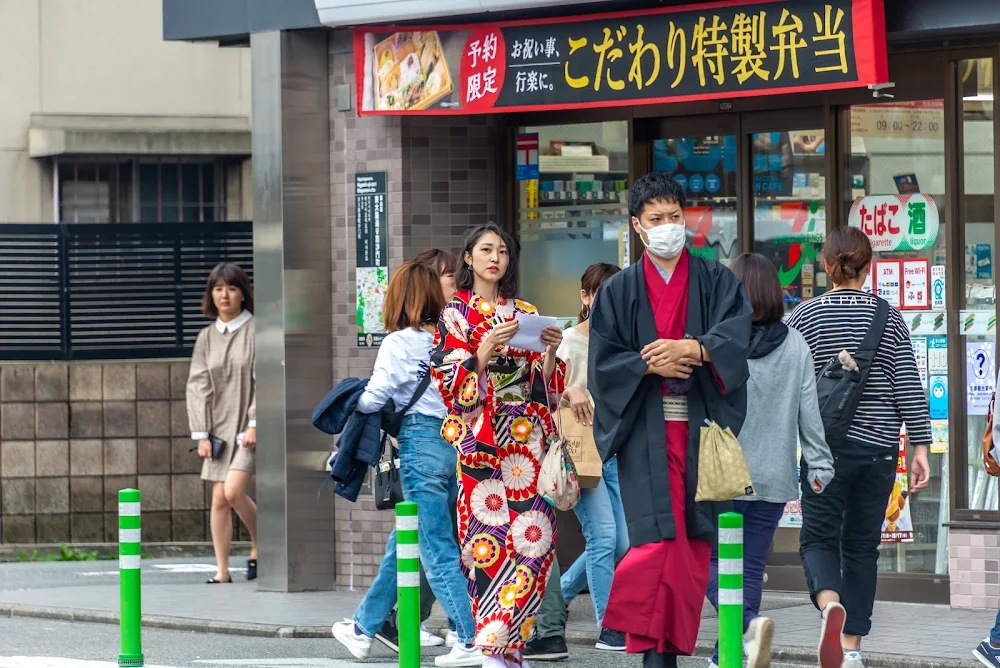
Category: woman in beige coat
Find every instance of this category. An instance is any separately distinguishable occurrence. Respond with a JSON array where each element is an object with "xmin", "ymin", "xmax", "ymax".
[{"xmin": 186, "ymin": 263, "xmax": 258, "ymax": 584}]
